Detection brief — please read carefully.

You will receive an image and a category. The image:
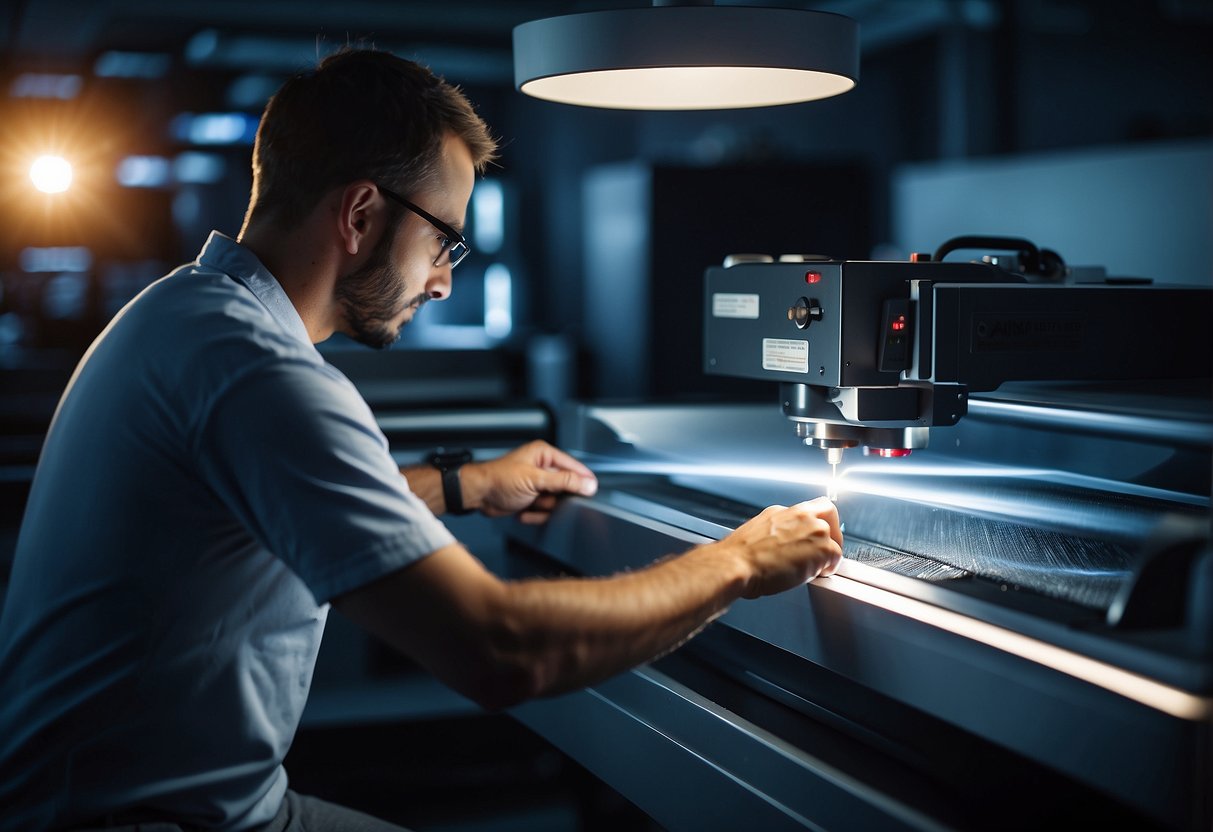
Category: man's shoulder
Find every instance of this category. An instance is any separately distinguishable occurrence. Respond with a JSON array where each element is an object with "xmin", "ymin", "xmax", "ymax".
[
  {"xmin": 82, "ymin": 264, "xmax": 332, "ymax": 421},
  {"xmin": 131, "ymin": 265, "xmax": 316, "ymax": 363},
  {"xmin": 142, "ymin": 263, "xmax": 270, "ymax": 321}
]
